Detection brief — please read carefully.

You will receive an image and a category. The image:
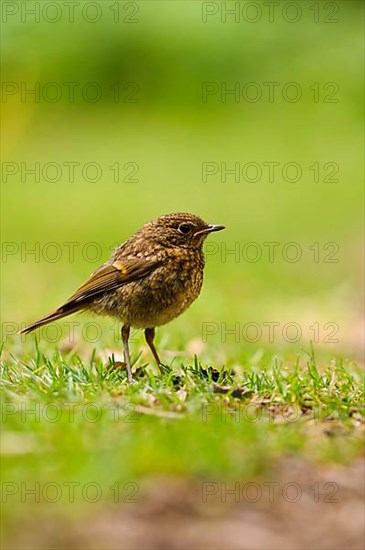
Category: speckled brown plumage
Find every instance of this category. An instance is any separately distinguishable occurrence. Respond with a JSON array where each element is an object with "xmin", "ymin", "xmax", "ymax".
[{"xmin": 21, "ymin": 212, "xmax": 225, "ymax": 382}]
